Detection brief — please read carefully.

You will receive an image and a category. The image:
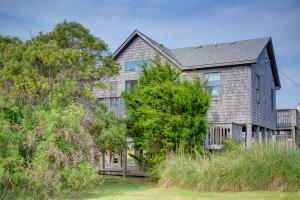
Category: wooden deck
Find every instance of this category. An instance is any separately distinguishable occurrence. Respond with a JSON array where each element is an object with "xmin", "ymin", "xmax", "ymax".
[{"xmin": 98, "ymin": 162, "xmax": 146, "ymax": 177}]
